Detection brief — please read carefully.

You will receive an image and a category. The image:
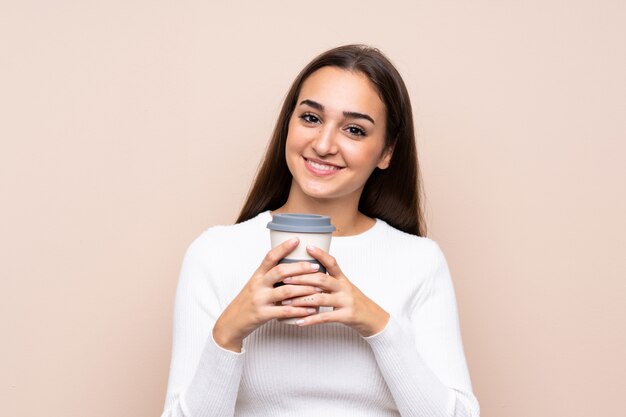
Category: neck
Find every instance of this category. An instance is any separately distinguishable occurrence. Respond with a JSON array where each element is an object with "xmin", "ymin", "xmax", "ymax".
[{"xmin": 272, "ymin": 186, "xmax": 375, "ymax": 237}]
